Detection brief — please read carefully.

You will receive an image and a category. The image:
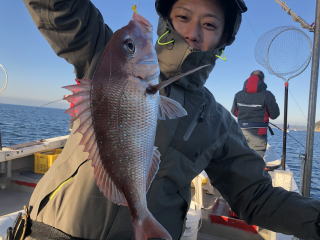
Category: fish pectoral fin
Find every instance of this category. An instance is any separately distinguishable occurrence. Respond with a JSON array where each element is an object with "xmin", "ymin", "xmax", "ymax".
[
  {"xmin": 93, "ymin": 161, "xmax": 128, "ymax": 206},
  {"xmin": 158, "ymin": 96, "xmax": 187, "ymax": 120},
  {"xmin": 146, "ymin": 147, "xmax": 161, "ymax": 191}
]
